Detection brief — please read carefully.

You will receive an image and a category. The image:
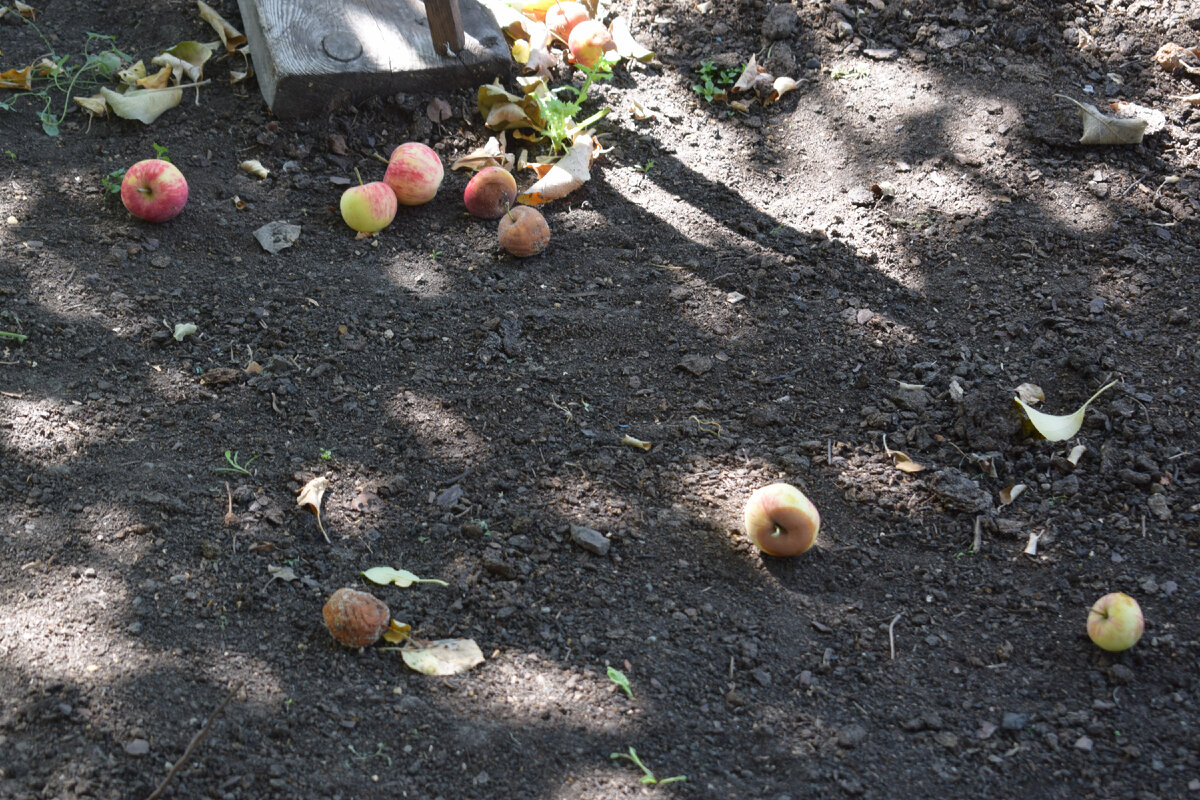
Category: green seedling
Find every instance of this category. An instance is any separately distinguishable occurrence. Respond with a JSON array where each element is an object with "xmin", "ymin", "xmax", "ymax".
[
  {"xmin": 691, "ymin": 60, "xmax": 741, "ymax": 102},
  {"xmin": 639, "ymin": 160, "xmax": 655, "ymax": 173},
  {"xmin": 532, "ymin": 60, "xmax": 613, "ymax": 153},
  {"xmin": 607, "ymin": 666, "xmax": 633, "ymax": 698},
  {"xmin": 348, "ymin": 743, "xmax": 392, "ymax": 766},
  {"xmin": 319, "ymin": 449, "xmax": 332, "ymax": 461},
  {"xmin": 215, "ymin": 449, "xmax": 259, "ymax": 476},
  {"xmin": 100, "ymin": 168, "xmax": 125, "ymax": 194},
  {"xmin": 610, "ymin": 747, "xmax": 685, "ymax": 786},
  {"xmin": 0, "ymin": 19, "xmax": 131, "ymax": 135},
  {"xmin": 0, "ymin": 330, "xmax": 28, "ymax": 342},
  {"xmin": 430, "ymin": 249, "xmax": 442, "ymax": 261},
  {"xmin": 830, "ymin": 64, "xmax": 869, "ymax": 80},
  {"xmin": 151, "ymin": 142, "xmax": 170, "ymax": 161}
]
